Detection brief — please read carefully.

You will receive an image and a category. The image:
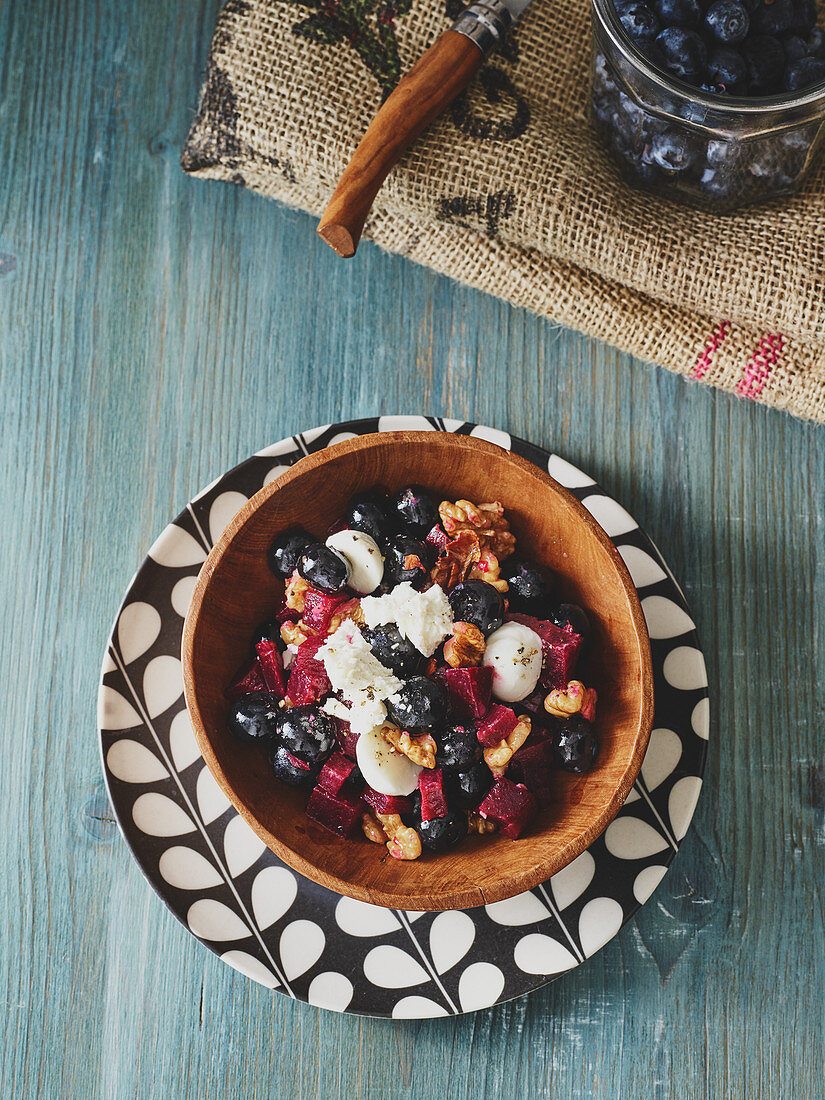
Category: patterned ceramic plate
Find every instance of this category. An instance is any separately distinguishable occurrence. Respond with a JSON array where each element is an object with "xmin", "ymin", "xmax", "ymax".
[{"xmin": 98, "ymin": 416, "xmax": 709, "ymax": 1018}]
